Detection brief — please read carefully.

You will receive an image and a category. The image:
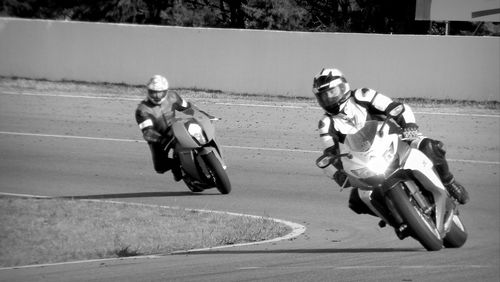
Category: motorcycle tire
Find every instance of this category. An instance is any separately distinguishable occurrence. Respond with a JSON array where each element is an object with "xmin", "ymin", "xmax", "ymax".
[
  {"xmin": 387, "ymin": 184, "xmax": 443, "ymax": 251},
  {"xmin": 443, "ymin": 215, "xmax": 467, "ymax": 248},
  {"xmin": 203, "ymin": 152, "xmax": 231, "ymax": 194}
]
